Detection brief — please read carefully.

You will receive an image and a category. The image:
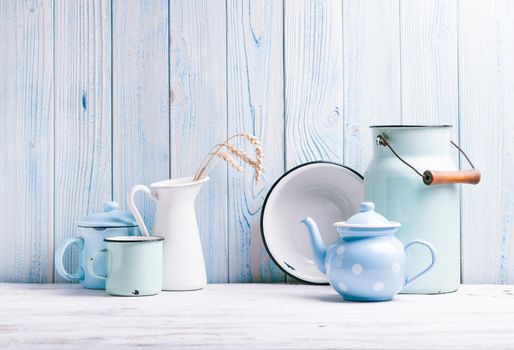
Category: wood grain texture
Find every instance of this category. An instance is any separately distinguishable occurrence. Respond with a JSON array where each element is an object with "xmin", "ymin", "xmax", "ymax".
[
  {"xmin": 169, "ymin": 0, "xmax": 228, "ymax": 283},
  {"xmin": 400, "ymin": 0, "xmax": 458, "ymax": 129},
  {"xmin": 284, "ymin": 0, "xmax": 344, "ymax": 282},
  {"xmin": 2, "ymin": 283, "xmax": 514, "ymax": 349},
  {"xmin": 112, "ymin": 0, "xmax": 169, "ymax": 231},
  {"xmin": 459, "ymin": 0, "xmax": 514, "ymax": 283},
  {"xmin": 2, "ymin": 0, "xmax": 514, "ymax": 285},
  {"xmin": 398, "ymin": 0, "xmax": 460, "ymax": 283},
  {"xmin": 53, "ymin": 0, "xmax": 112, "ymax": 283},
  {"xmin": 226, "ymin": 0, "xmax": 285, "ymax": 282},
  {"xmin": 0, "ymin": 0, "xmax": 53, "ymax": 283},
  {"xmin": 284, "ymin": 0, "xmax": 344, "ymax": 168},
  {"xmin": 343, "ymin": 0, "xmax": 401, "ymax": 174}
]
